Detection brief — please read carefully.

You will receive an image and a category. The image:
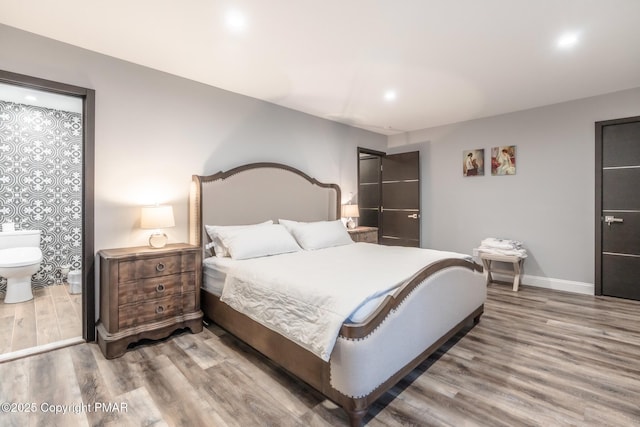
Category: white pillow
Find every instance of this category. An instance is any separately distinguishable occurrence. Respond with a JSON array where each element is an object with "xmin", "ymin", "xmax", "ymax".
[
  {"xmin": 205, "ymin": 220, "xmax": 273, "ymax": 257},
  {"xmin": 278, "ymin": 218, "xmax": 298, "ymax": 234},
  {"xmin": 278, "ymin": 219, "xmax": 353, "ymax": 250},
  {"xmin": 216, "ymin": 224, "xmax": 301, "ymax": 260}
]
